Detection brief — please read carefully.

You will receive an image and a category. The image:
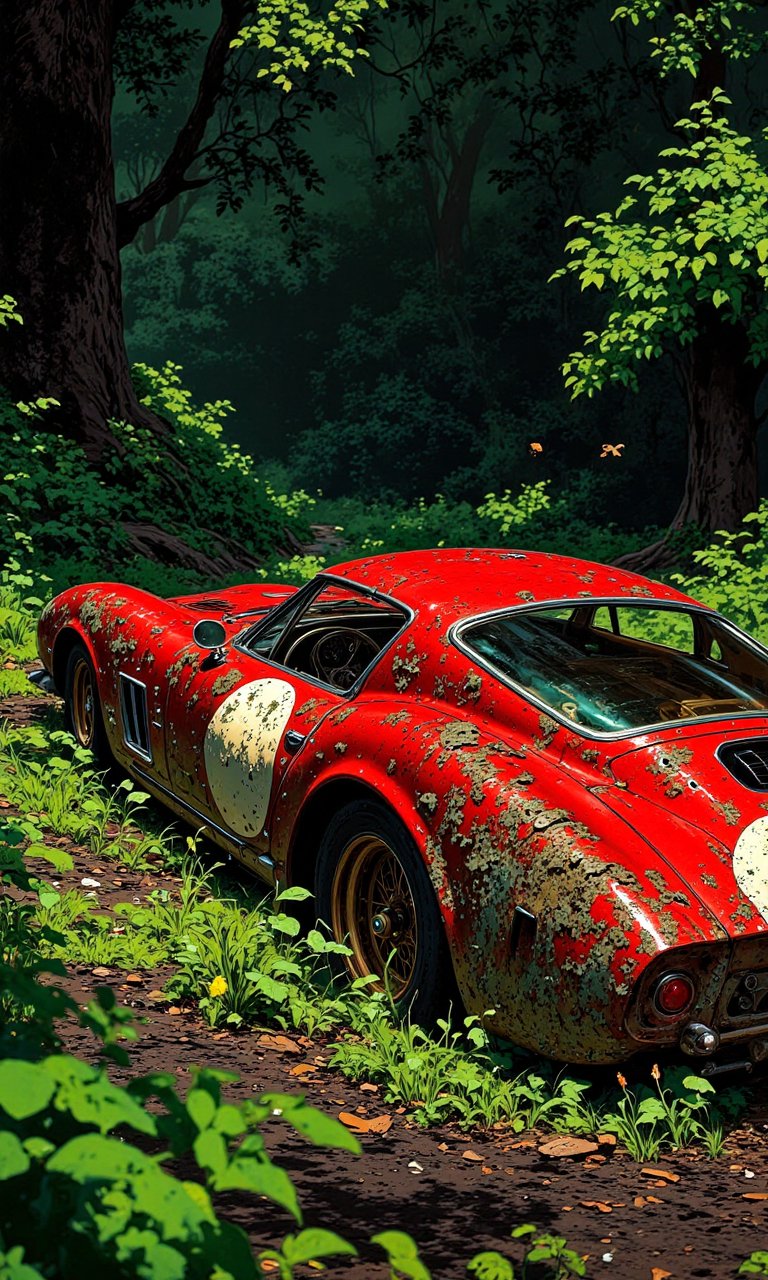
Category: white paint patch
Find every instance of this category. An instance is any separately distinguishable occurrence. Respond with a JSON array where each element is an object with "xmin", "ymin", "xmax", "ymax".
[
  {"xmin": 733, "ymin": 816, "xmax": 768, "ymax": 923},
  {"xmin": 204, "ymin": 678, "xmax": 295, "ymax": 837}
]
